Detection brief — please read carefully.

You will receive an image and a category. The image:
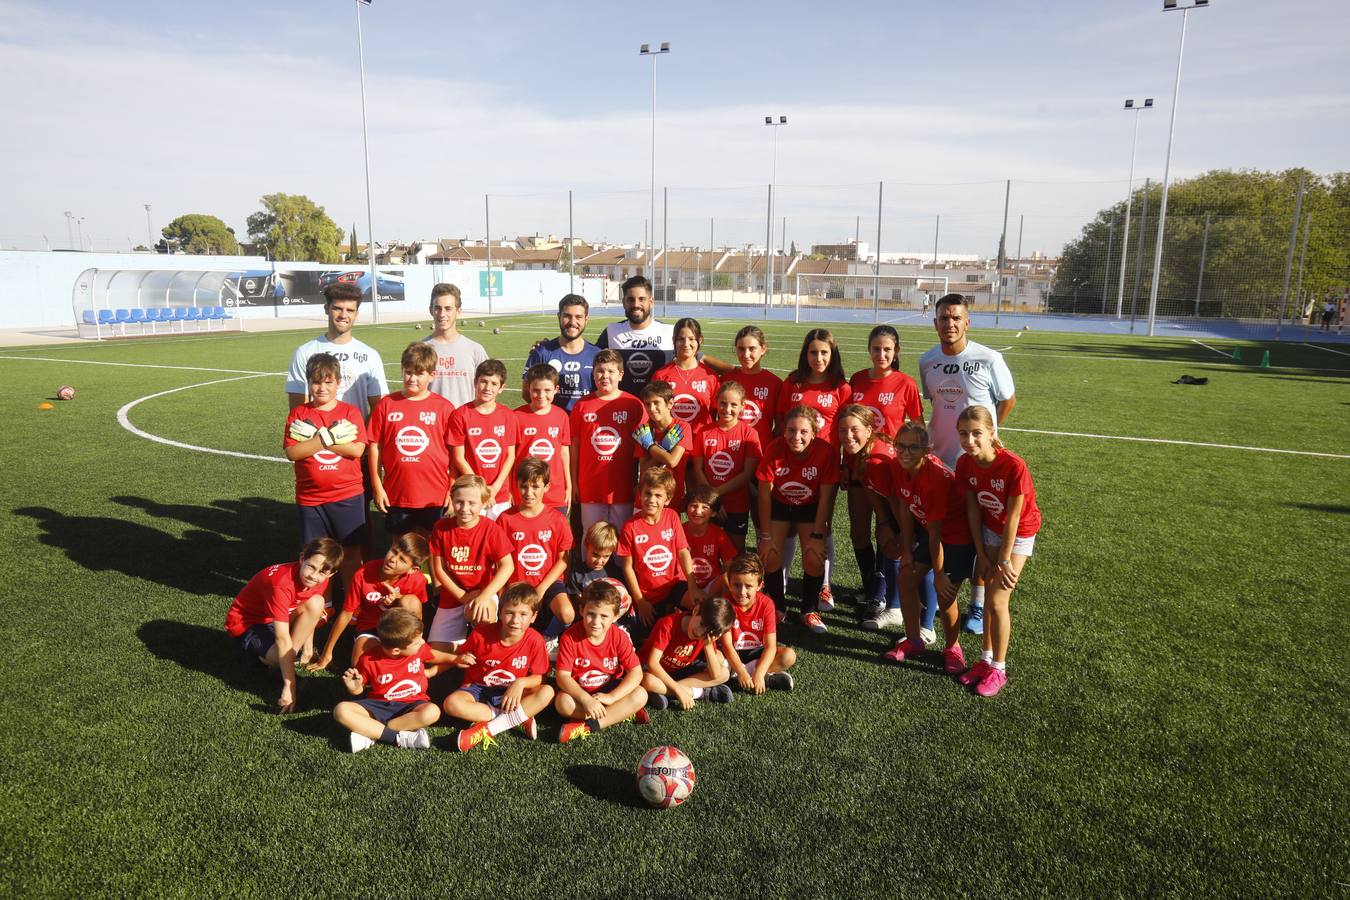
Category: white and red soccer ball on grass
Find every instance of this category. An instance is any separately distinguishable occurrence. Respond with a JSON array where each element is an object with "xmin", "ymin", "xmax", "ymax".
[
  {"xmin": 57, "ymin": 385, "xmax": 75, "ymax": 401},
  {"xmin": 636, "ymin": 745, "xmax": 696, "ymax": 809}
]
